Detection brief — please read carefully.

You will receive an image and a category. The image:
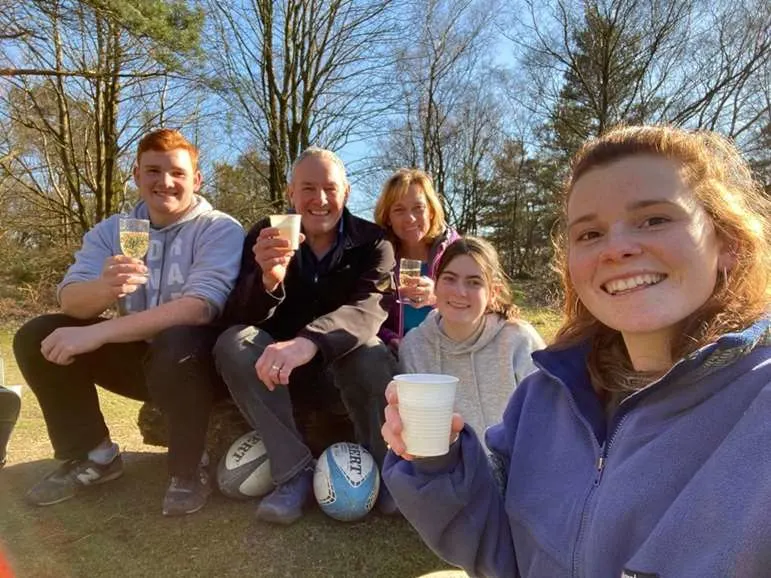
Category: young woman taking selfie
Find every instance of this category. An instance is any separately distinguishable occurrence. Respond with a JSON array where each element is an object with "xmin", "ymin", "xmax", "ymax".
[{"xmin": 382, "ymin": 125, "xmax": 771, "ymax": 578}]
